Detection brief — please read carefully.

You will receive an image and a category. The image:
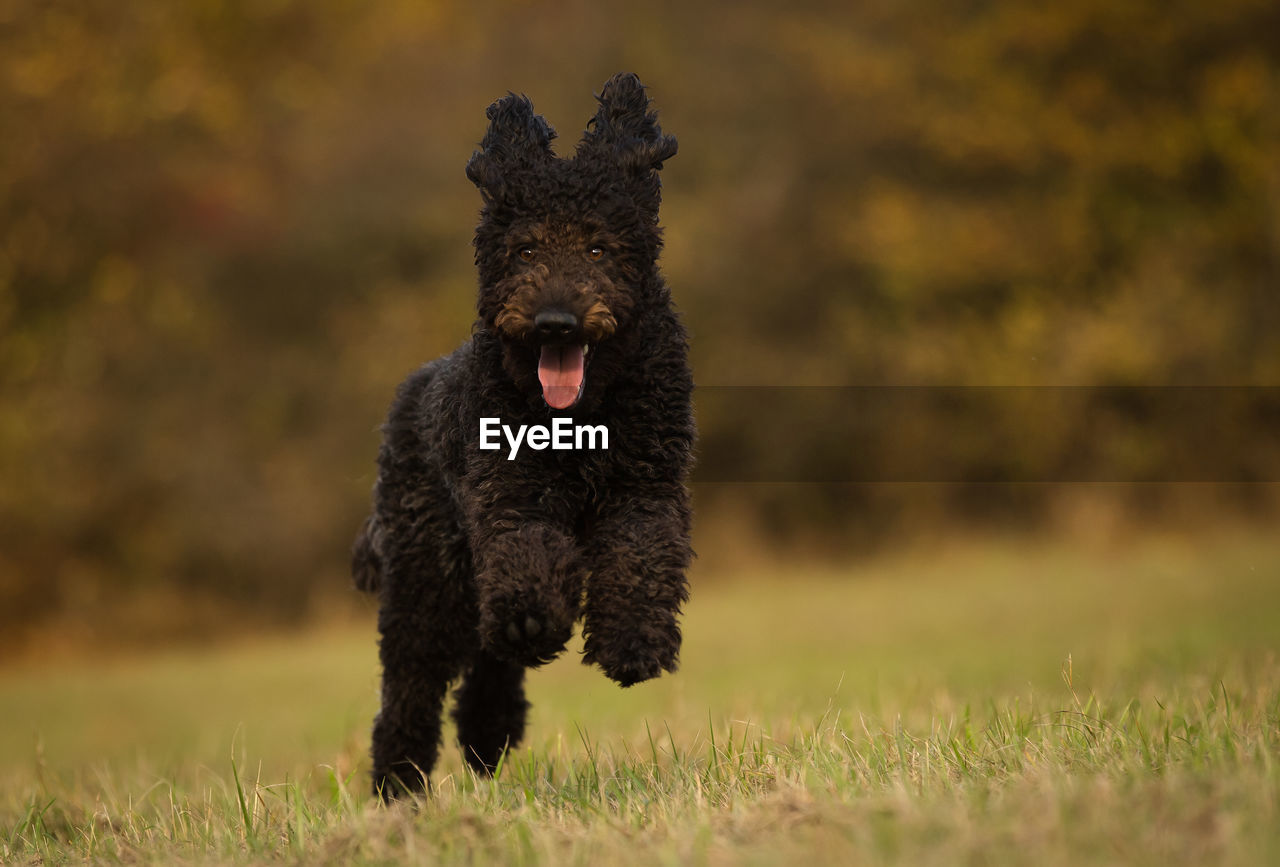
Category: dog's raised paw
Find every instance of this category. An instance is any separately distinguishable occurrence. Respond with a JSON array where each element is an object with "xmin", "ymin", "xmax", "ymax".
[
  {"xmin": 484, "ymin": 606, "xmax": 571, "ymax": 667},
  {"xmin": 583, "ymin": 619, "xmax": 681, "ymax": 687},
  {"xmin": 604, "ymin": 657, "xmax": 663, "ymax": 688}
]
